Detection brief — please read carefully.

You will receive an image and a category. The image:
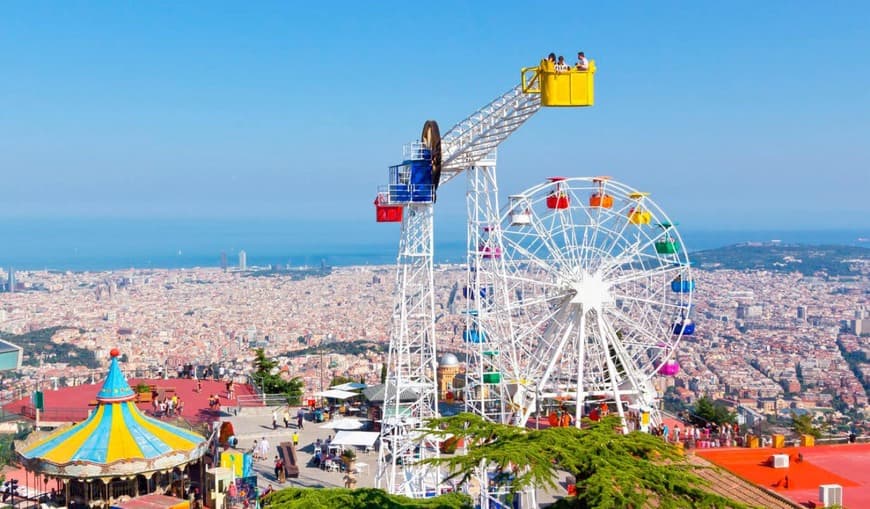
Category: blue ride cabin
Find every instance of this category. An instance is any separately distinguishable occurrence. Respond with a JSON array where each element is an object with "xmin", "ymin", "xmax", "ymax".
[{"xmin": 388, "ymin": 144, "xmax": 434, "ymax": 204}]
